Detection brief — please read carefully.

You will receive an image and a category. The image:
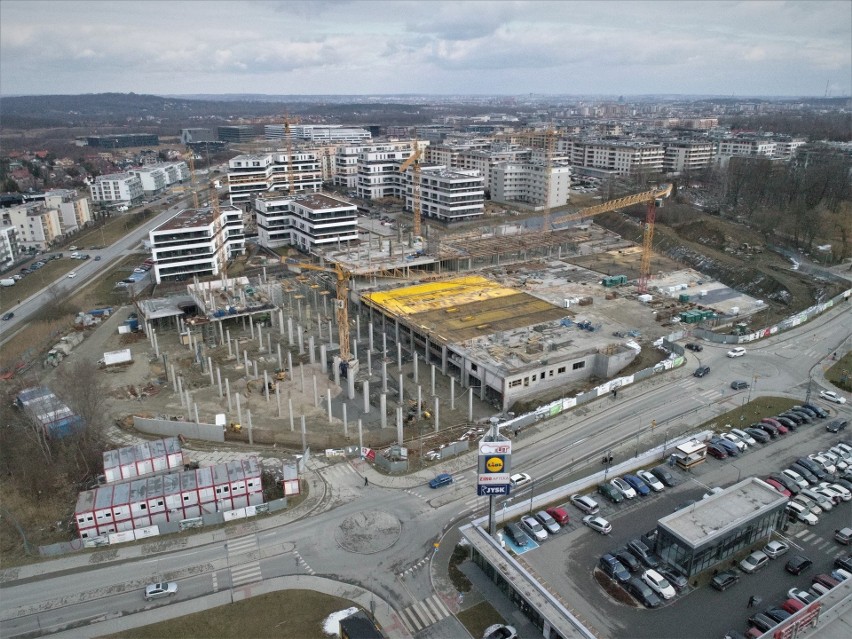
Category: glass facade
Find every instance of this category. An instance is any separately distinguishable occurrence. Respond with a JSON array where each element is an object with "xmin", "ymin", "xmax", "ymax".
[{"xmin": 656, "ymin": 503, "xmax": 786, "ymax": 577}]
